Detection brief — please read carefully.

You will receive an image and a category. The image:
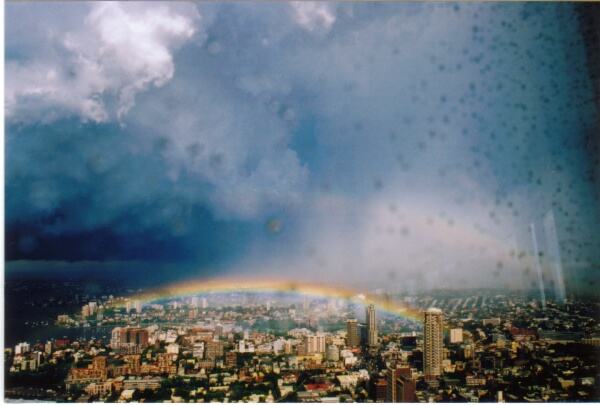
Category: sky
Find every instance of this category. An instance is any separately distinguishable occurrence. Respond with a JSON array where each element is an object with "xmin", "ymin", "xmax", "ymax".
[{"xmin": 5, "ymin": 2, "xmax": 600, "ymax": 294}]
